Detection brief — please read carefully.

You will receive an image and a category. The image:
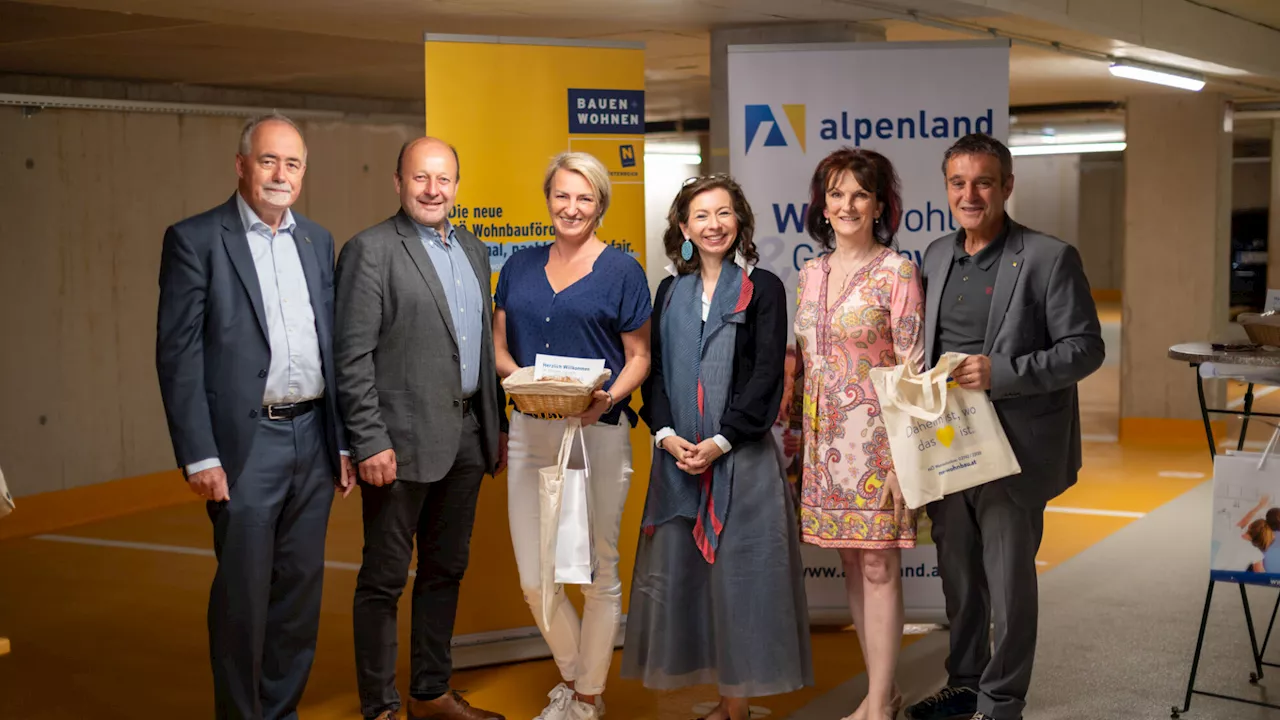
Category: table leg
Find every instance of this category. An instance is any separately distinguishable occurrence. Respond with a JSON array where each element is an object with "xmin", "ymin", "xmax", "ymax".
[
  {"xmin": 1262, "ymin": 593, "xmax": 1280, "ymax": 662},
  {"xmin": 1175, "ymin": 580, "xmax": 1217, "ymax": 717},
  {"xmin": 1243, "ymin": 584, "xmax": 1267, "ymax": 682},
  {"xmin": 1240, "ymin": 383, "xmax": 1256, "ymax": 452},
  {"xmin": 1196, "ymin": 366, "xmax": 1217, "ymax": 459}
]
